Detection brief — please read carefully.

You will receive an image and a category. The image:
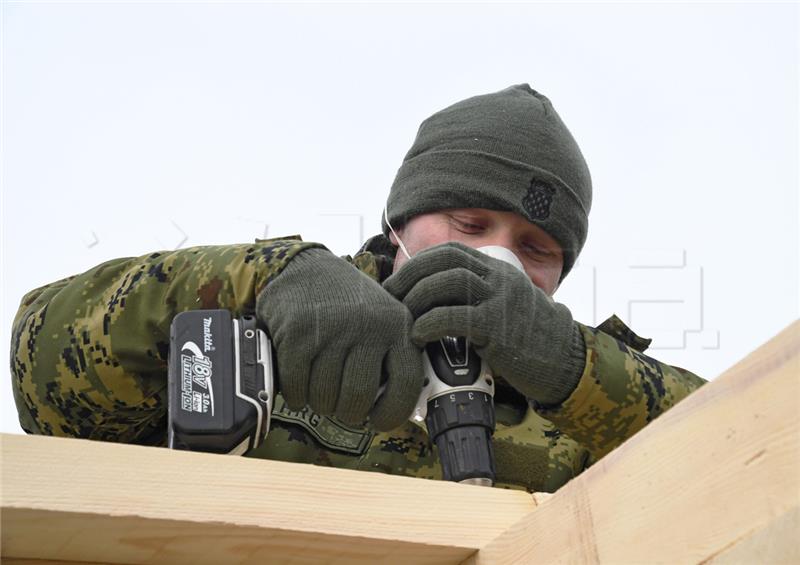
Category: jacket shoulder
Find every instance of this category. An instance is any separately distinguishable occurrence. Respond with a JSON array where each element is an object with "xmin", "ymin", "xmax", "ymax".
[{"xmin": 595, "ymin": 314, "xmax": 652, "ymax": 352}]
